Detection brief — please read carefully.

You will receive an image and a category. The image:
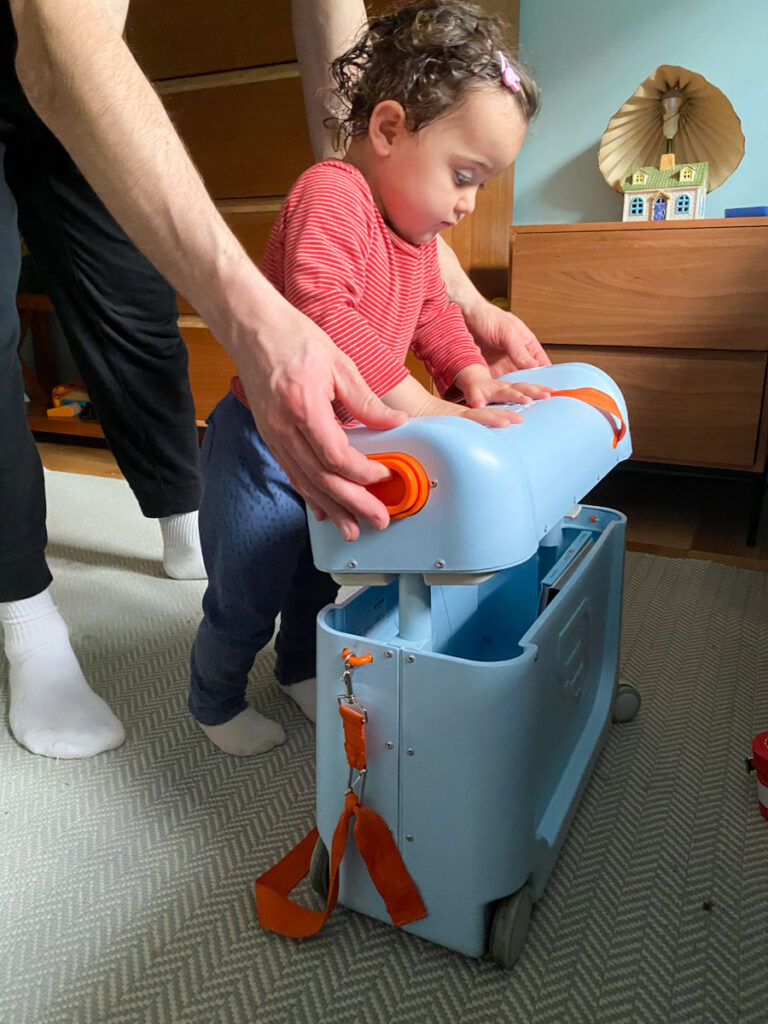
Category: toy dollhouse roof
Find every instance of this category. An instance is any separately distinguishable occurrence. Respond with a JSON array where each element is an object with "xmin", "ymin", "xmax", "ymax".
[{"xmin": 622, "ymin": 162, "xmax": 709, "ymax": 192}]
